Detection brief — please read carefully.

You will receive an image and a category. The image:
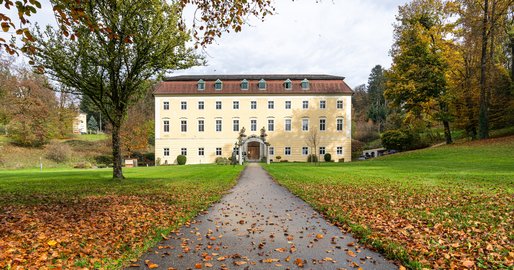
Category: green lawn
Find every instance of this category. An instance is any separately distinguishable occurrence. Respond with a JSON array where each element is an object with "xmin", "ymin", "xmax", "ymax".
[
  {"xmin": 264, "ymin": 136, "xmax": 514, "ymax": 269},
  {"xmin": 0, "ymin": 165, "xmax": 243, "ymax": 269}
]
